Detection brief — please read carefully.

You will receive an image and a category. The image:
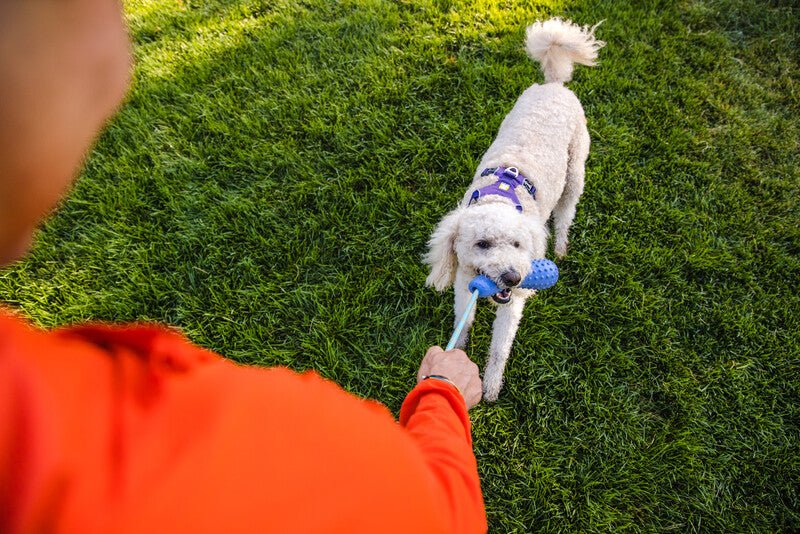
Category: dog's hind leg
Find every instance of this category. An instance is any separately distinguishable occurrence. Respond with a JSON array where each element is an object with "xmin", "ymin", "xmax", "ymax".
[
  {"xmin": 552, "ymin": 120, "xmax": 590, "ymax": 258},
  {"xmin": 483, "ymin": 297, "xmax": 526, "ymax": 402}
]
